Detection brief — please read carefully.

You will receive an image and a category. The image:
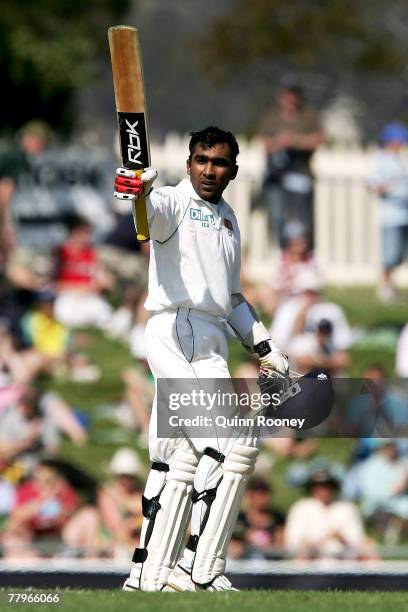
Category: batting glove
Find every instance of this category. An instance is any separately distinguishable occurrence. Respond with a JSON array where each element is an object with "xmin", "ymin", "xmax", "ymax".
[
  {"xmin": 251, "ymin": 322, "xmax": 289, "ymax": 377},
  {"xmin": 114, "ymin": 167, "xmax": 158, "ymax": 200},
  {"xmin": 256, "ymin": 342, "xmax": 289, "ymax": 378}
]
